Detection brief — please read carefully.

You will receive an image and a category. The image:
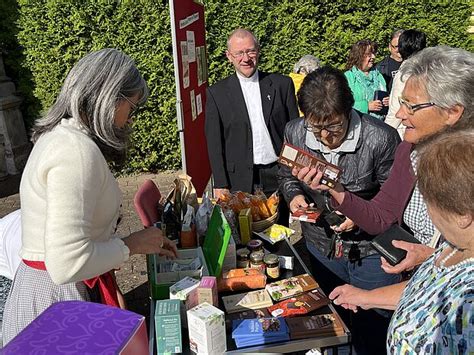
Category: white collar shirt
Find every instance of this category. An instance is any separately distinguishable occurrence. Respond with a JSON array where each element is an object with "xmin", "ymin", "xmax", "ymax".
[{"xmin": 237, "ymin": 71, "xmax": 278, "ymax": 165}]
